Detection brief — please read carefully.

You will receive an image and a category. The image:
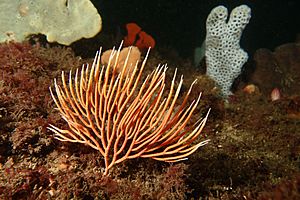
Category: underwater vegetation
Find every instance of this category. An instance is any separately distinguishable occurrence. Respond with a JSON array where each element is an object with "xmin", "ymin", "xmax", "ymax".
[
  {"xmin": 0, "ymin": 1, "xmax": 299, "ymax": 199},
  {"xmin": 0, "ymin": 40, "xmax": 299, "ymax": 199}
]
